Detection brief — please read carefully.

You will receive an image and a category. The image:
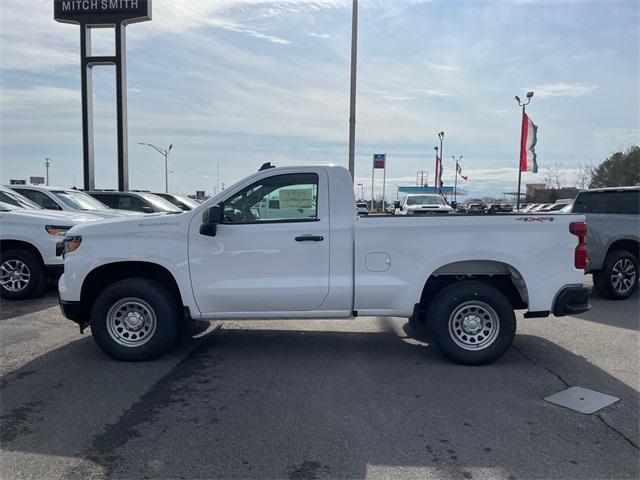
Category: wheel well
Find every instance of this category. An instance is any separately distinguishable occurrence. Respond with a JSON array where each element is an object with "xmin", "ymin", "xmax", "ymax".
[
  {"xmin": 0, "ymin": 240, "xmax": 44, "ymax": 264},
  {"xmin": 608, "ymin": 239, "xmax": 639, "ymax": 261},
  {"xmin": 81, "ymin": 262, "xmax": 184, "ymax": 317},
  {"xmin": 419, "ymin": 261, "xmax": 528, "ymax": 314}
]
